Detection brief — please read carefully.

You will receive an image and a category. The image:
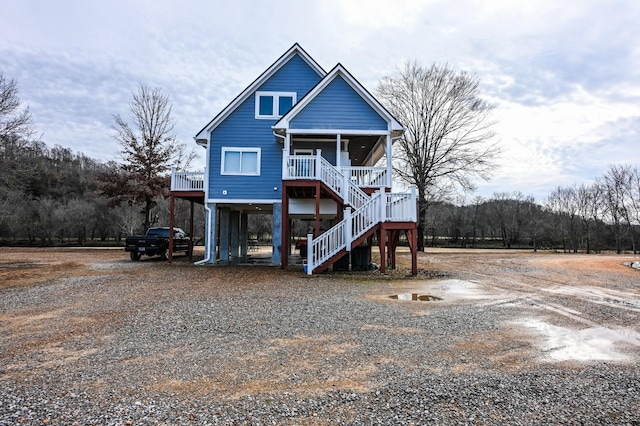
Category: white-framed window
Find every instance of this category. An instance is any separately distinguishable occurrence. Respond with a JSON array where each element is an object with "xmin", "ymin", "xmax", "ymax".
[
  {"xmin": 255, "ymin": 91, "xmax": 296, "ymax": 119},
  {"xmin": 221, "ymin": 147, "xmax": 261, "ymax": 176}
]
